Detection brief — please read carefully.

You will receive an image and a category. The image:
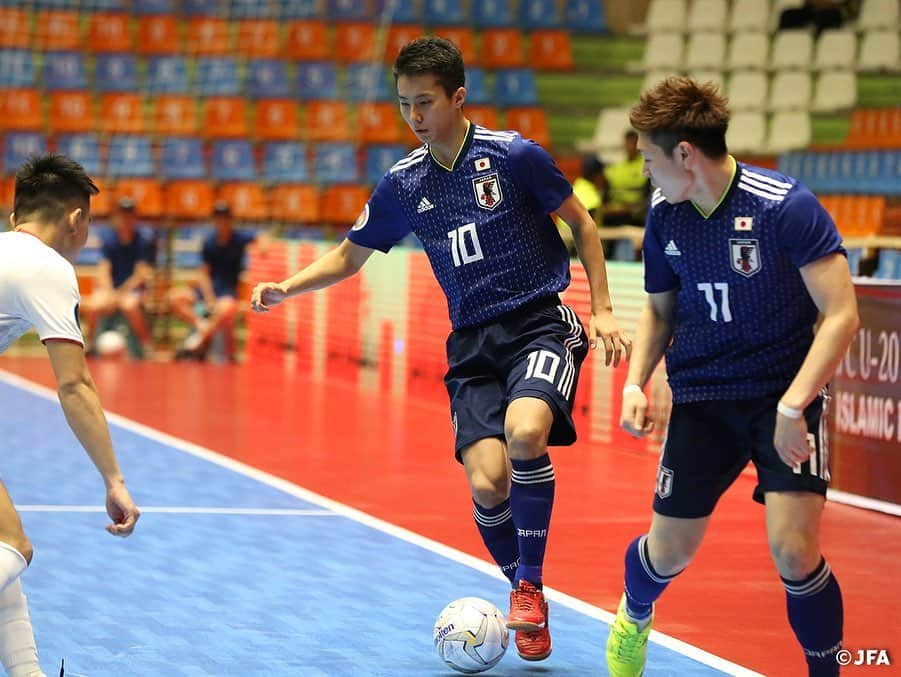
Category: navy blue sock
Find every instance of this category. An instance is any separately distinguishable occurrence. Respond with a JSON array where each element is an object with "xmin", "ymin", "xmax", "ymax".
[
  {"xmin": 783, "ymin": 558, "xmax": 843, "ymax": 677},
  {"xmin": 623, "ymin": 534, "xmax": 681, "ymax": 620},
  {"xmin": 473, "ymin": 499, "xmax": 520, "ymax": 584},
  {"xmin": 509, "ymin": 454, "xmax": 555, "ymax": 588}
]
